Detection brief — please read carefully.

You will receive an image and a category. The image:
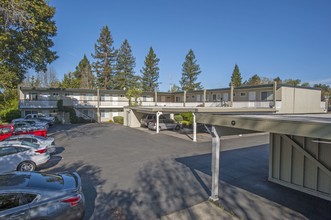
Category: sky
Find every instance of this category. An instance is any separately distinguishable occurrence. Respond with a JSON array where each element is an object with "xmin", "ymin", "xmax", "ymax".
[{"xmin": 48, "ymin": 0, "xmax": 331, "ymax": 91}]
